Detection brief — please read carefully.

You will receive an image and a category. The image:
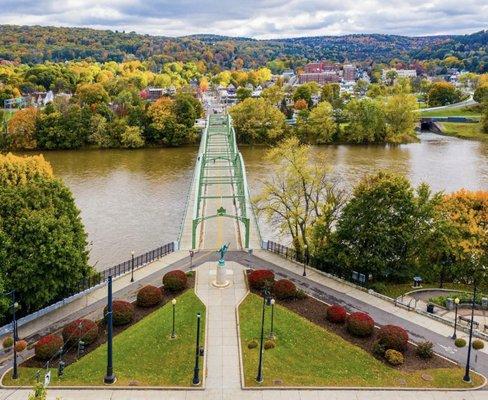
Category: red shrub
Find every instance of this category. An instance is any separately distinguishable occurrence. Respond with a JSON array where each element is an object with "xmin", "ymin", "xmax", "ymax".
[
  {"xmin": 104, "ymin": 300, "xmax": 134, "ymax": 326},
  {"xmin": 35, "ymin": 334, "xmax": 63, "ymax": 361},
  {"xmin": 326, "ymin": 304, "xmax": 347, "ymax": 324},
  {"xmin": 62, "ymin": 319, "xmax": 99, "ymax": 345},
  {"xmin": 272, "ymin": 279, "xmax": 296, "ymax": 299},
  {"xmin": 346, "ymin": 312, "xmax": 375, "ymax": 337},
  {"xmin": 163, "ymin": 270, "xmax": 188, "ymax": 292},
  {"xmin": 137, "ymin": 285, "xmax": 163, "ymax": 307},
  {"xmin": 248, "ymin": 269, "xmax": 275, "ymax": 290},
  {"xmin": 377, "ymin": 325, "xmax": 409, "ymax": 352}
]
